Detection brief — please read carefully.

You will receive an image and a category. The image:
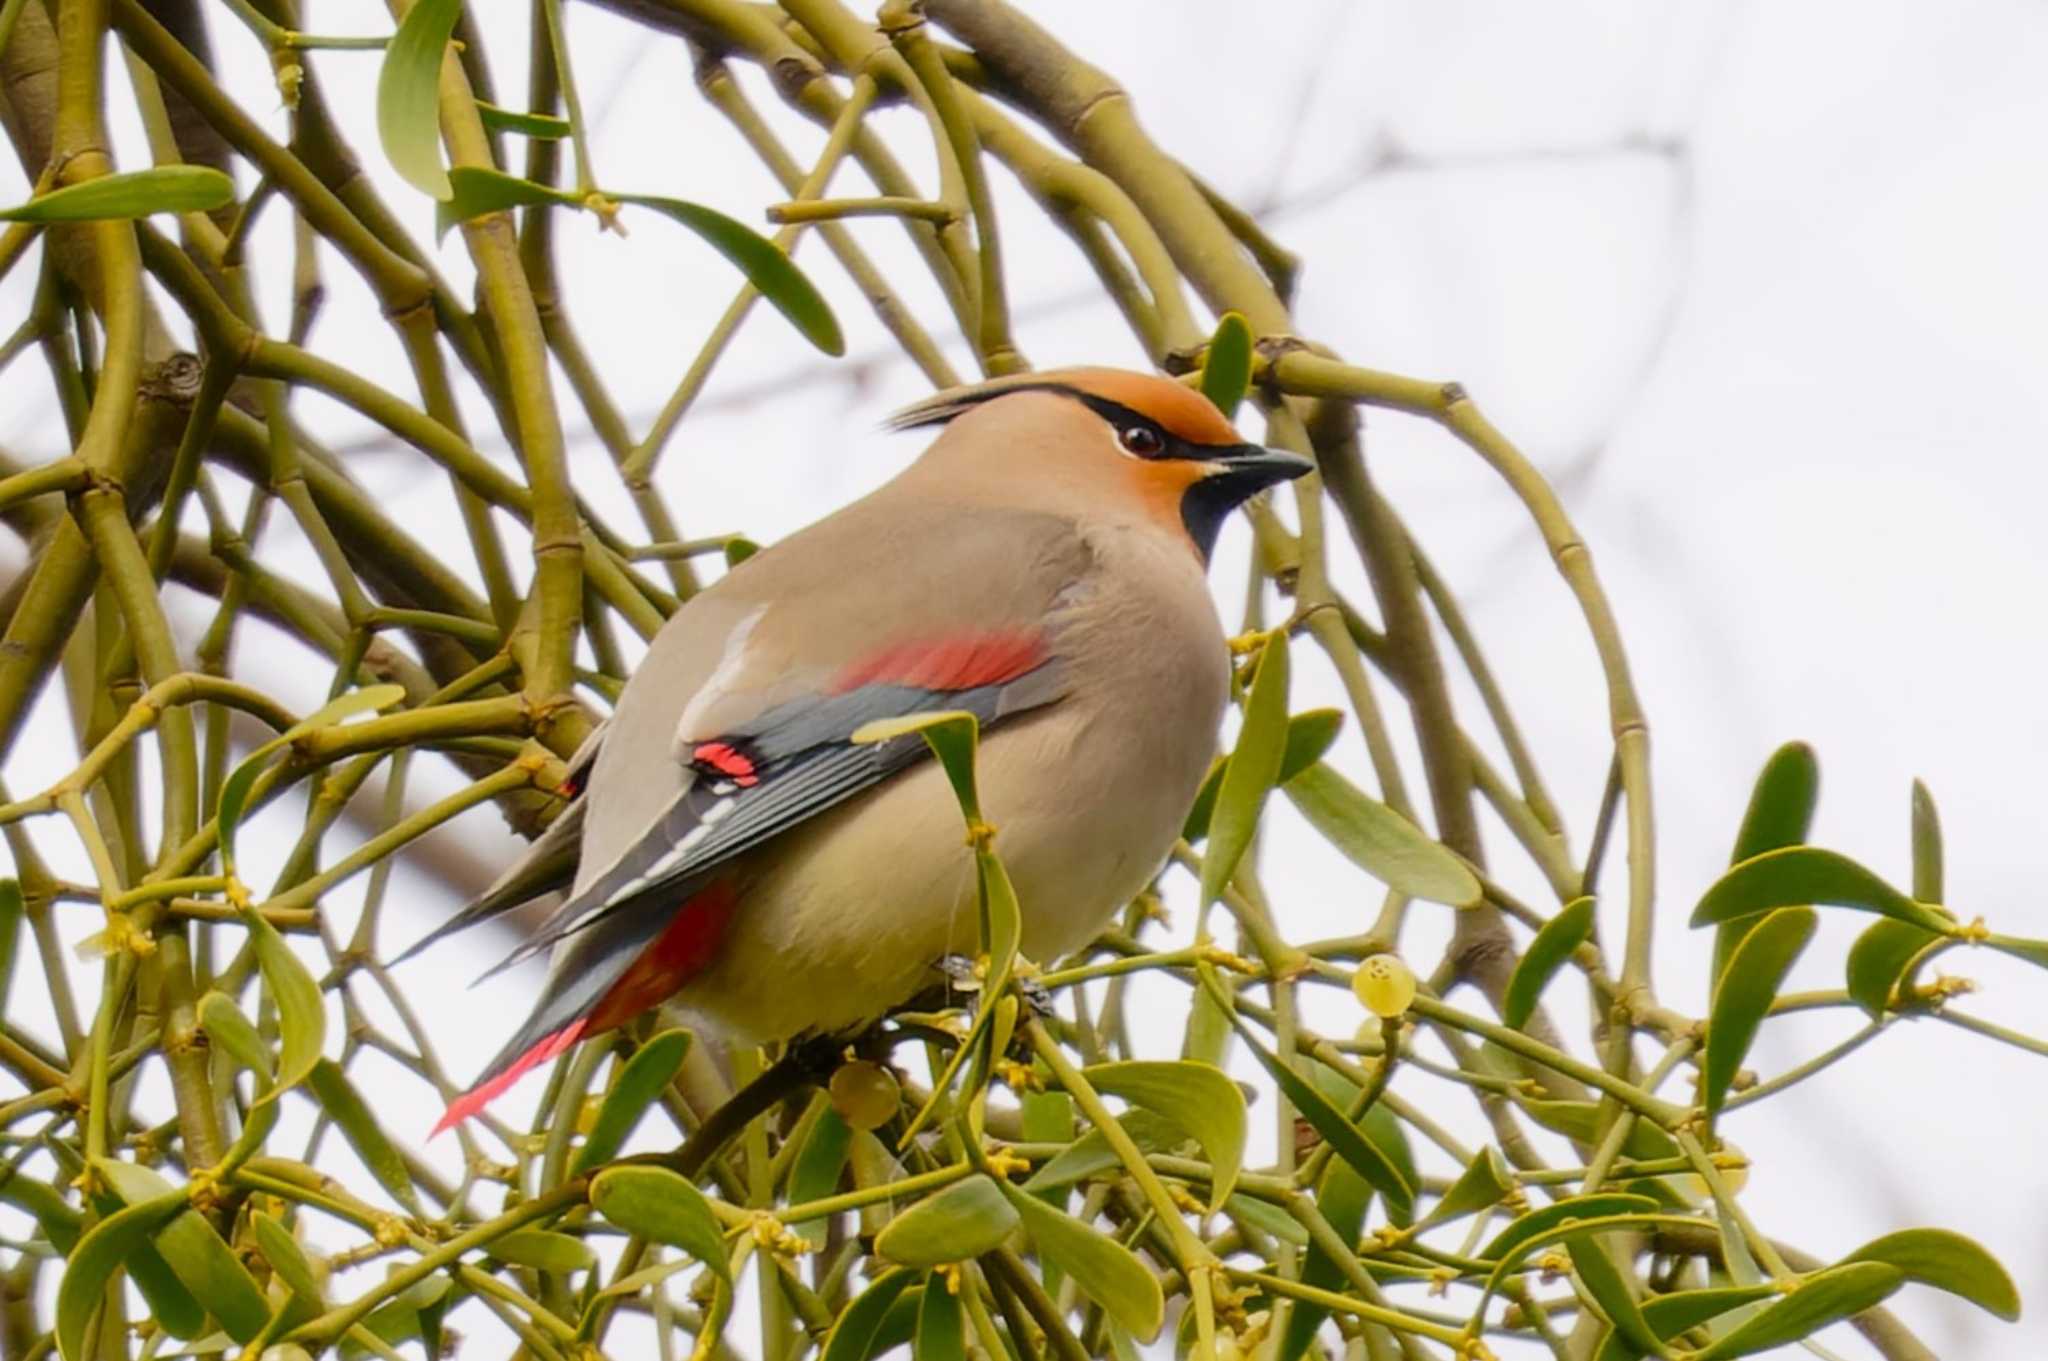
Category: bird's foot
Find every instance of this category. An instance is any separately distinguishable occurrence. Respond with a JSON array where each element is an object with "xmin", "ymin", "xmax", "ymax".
[
  {"xmin": 1015, "ymin": 974, "xmax": 1056, "ymax": 1020},
  {"xmin": 932, "ymin": 952, "xmax": 983, "ymax": 990},
  {"xmin": 784, "ymin": 1032, "xmax": 847, "ymax": 1083},
  {"xmin": 892, "ymin": 953, "xmax": 986, "ymax": 1015}
]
